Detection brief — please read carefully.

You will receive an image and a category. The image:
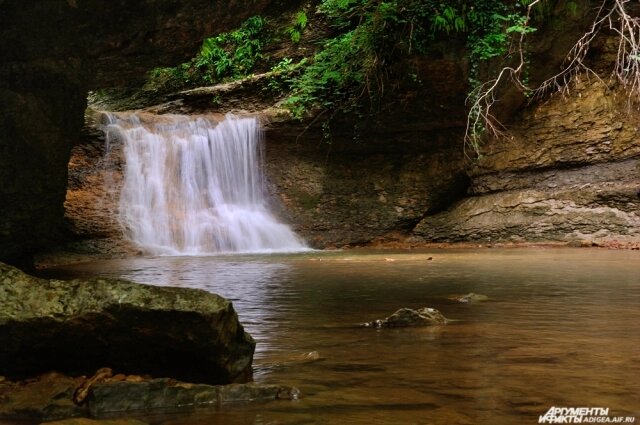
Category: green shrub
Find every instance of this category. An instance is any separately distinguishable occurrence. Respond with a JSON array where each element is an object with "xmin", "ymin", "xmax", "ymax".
[
  {"xmin": 147, "ymin": 16, "xmax": 268, "ymax": 88},
  {"xmin": 287, "ymin": 11, "xmax": 309, "ymax": 43},
  {"xmin": 282, "ymin": 0, "xmax": 544, "ymax": 121}
]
